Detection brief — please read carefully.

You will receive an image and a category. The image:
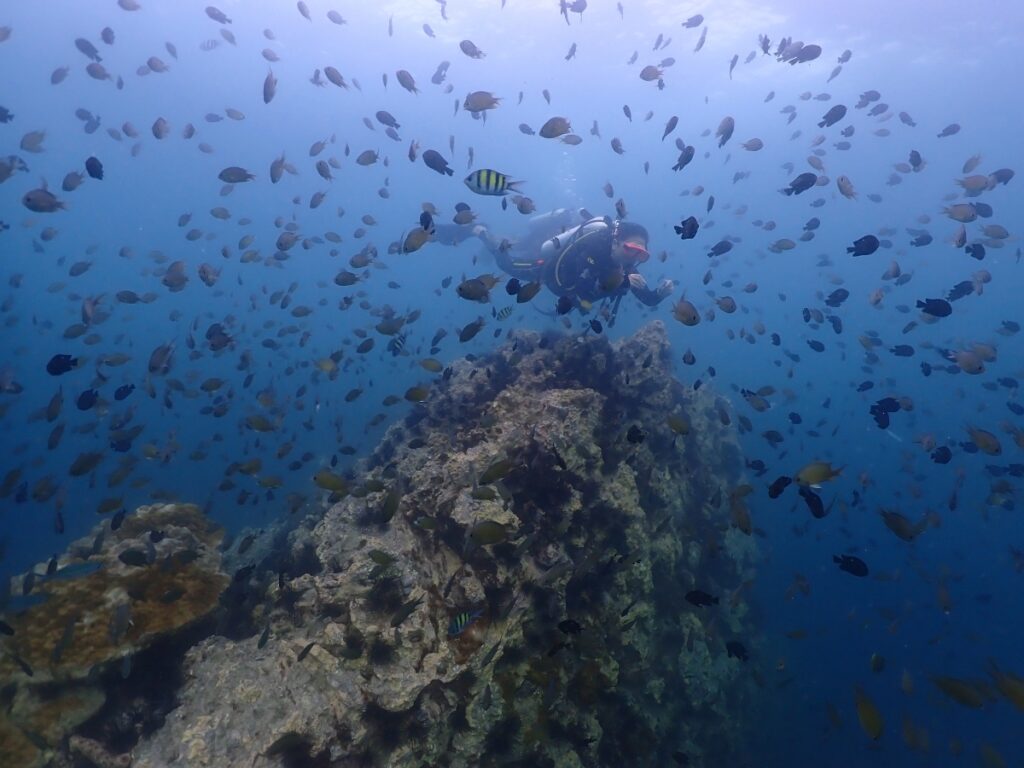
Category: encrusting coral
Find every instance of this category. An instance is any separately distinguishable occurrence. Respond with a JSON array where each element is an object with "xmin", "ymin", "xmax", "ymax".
[
  {"xmin": 123, "ymin": 322, "xmax": 758, "ymax": 768},
  {"xmin": 0, "ymin": 503, "xmax": 228, "ymax": 766}
]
